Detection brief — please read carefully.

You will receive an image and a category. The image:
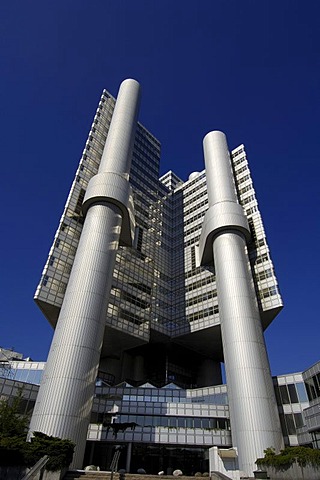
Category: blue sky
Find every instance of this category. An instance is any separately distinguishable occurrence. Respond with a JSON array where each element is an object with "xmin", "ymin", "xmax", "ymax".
[{"xmin": 1, "ymin": 1, "xmax": 319, "ymax": 375}]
